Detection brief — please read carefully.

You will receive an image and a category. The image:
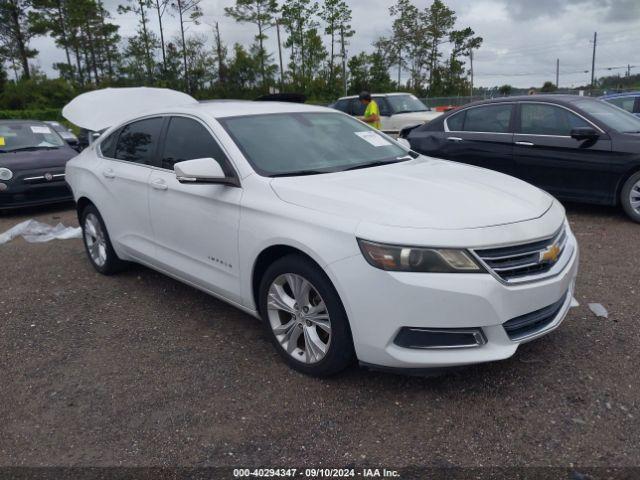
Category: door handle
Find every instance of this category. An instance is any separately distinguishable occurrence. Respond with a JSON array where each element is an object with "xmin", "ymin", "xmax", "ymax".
[
  {"xmin": 102, "ymin": 168, "xmax": 115, "ymax": 179},
  {"xmin": 151, "ymin": 179, "xmax": 168, "ymax": 191},
  {"xmin": 447, "ymin": 136, "xmax": 464, "ymax": 142},
  {"xmin": 515, "ymin": 141, "xmax": 535, "ymax": 146}
]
